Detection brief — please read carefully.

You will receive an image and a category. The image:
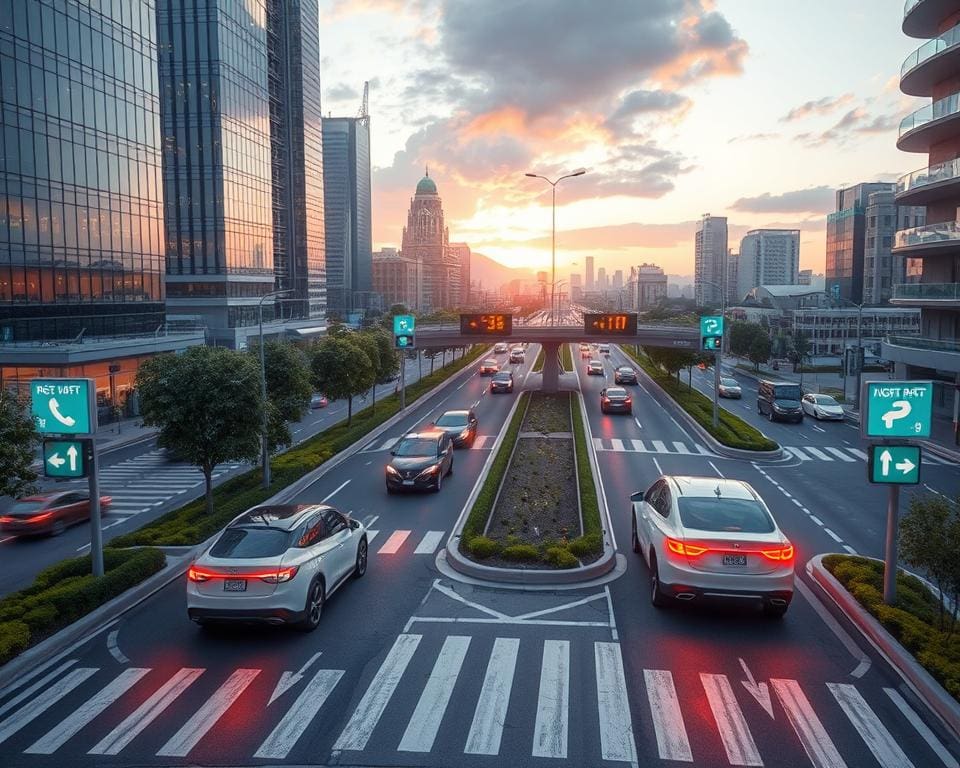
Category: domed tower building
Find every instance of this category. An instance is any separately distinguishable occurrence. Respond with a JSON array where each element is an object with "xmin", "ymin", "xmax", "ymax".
[
  {"xmin": 893, "ymin": 1, "xmax": 960, "ymax": 430},
  {"xmin": 400, "ymin": 170, "xmax": 463, "ymax": 311}
]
